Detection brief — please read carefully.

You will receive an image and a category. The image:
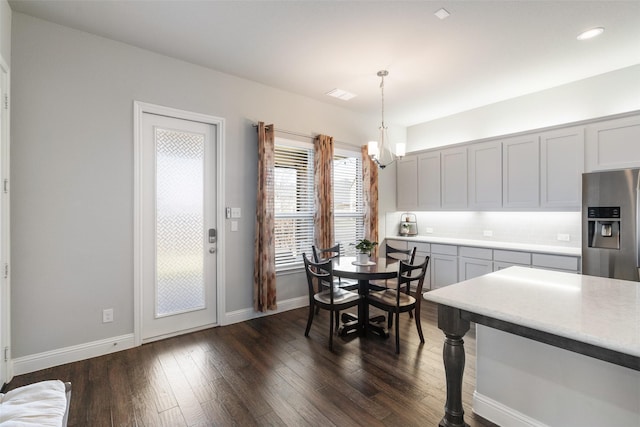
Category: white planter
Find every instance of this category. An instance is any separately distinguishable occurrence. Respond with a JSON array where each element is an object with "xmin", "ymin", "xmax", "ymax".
[{"xmin": 357, "ymin": 253, "xmax": 369, "ymax": 264}]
